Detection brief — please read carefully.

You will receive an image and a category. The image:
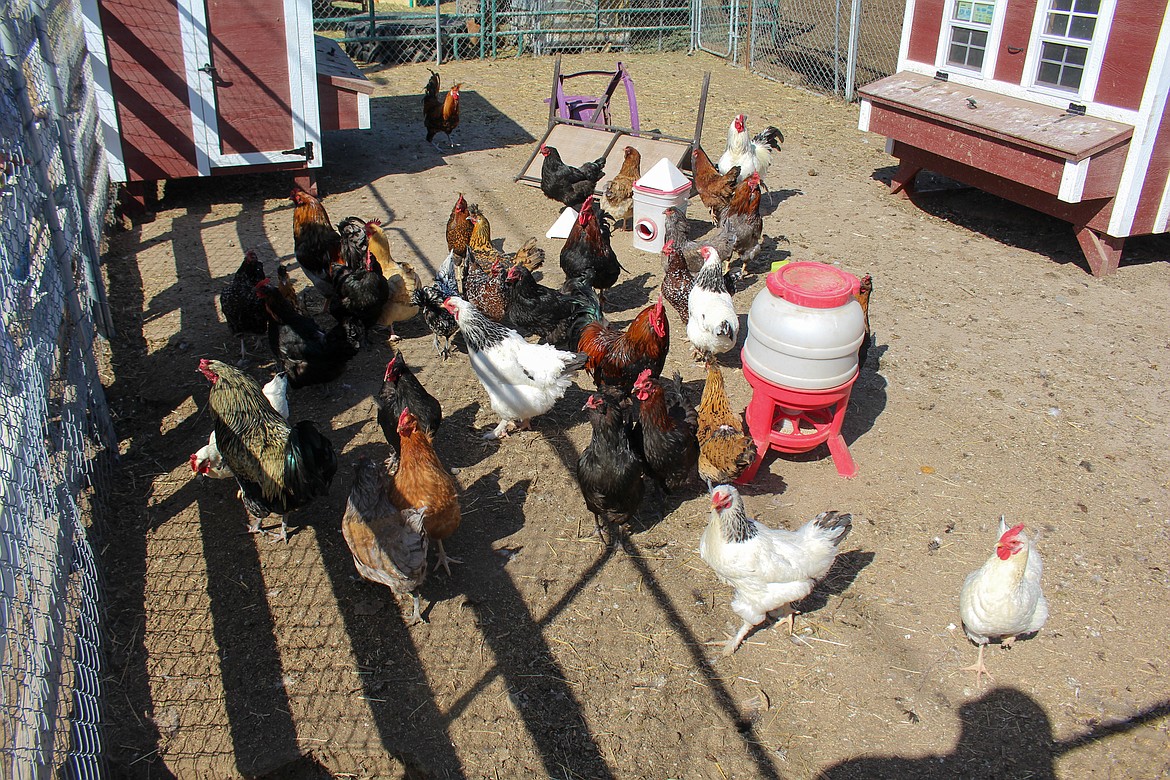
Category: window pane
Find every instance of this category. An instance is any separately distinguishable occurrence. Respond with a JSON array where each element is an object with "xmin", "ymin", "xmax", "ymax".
[
  {"xmin": 1052, "ymin": 0, "xmax": 1072, "ymax": 10},
  {"xmin": 1046, "ymin": 13, "xmax": 1070, "ymax": 35},
  {"xmin": 1073, "ymin": 0, "xmax": 1100, "ymax": 13},
  {"xmin": 973, "ymin": 2, "xmax": 995, "ymax": 23},
  {"xmin": 1059, "ymin": 66, "xmax": 1083, "ymax": 88},
  {"xmin": 1038, "ymin": 60, "xmax": 1062, "ymax": 84},
  {"xmin": 1069, "ymin": 15, "xmax": 1096, "ymax": 39},
  {"xmin": 1067, "ymin": 44, "xmax": 1087, "ymax": 65},
  {"xmin": 954, "ymin": 1, "xmax": 972, "ymax": 20},
  {"xmin": 970, "ymin": 29, "xmax": 988, "ymax": 47},
  {"xmin": 968, "ymin": 47, "xmax": 985, "ymax": 68}
]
